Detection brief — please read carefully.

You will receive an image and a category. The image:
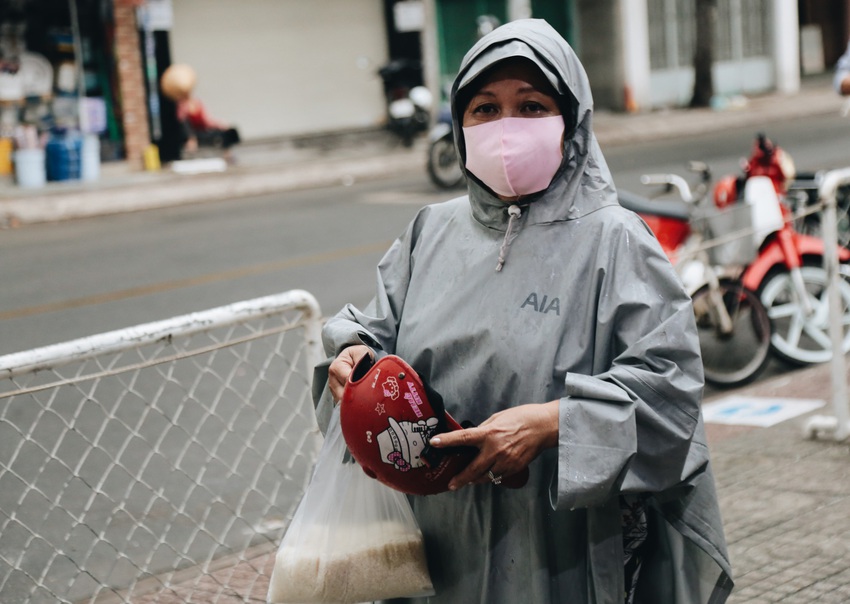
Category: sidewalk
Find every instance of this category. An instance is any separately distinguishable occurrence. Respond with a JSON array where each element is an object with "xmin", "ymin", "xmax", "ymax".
[
  {"xmin": 705, "ymin": 361, "xmax": 850, "ymax": 603},
  {"xmin": 0, "ymin": 74, "xmax": 844, "ymax": 227}
]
